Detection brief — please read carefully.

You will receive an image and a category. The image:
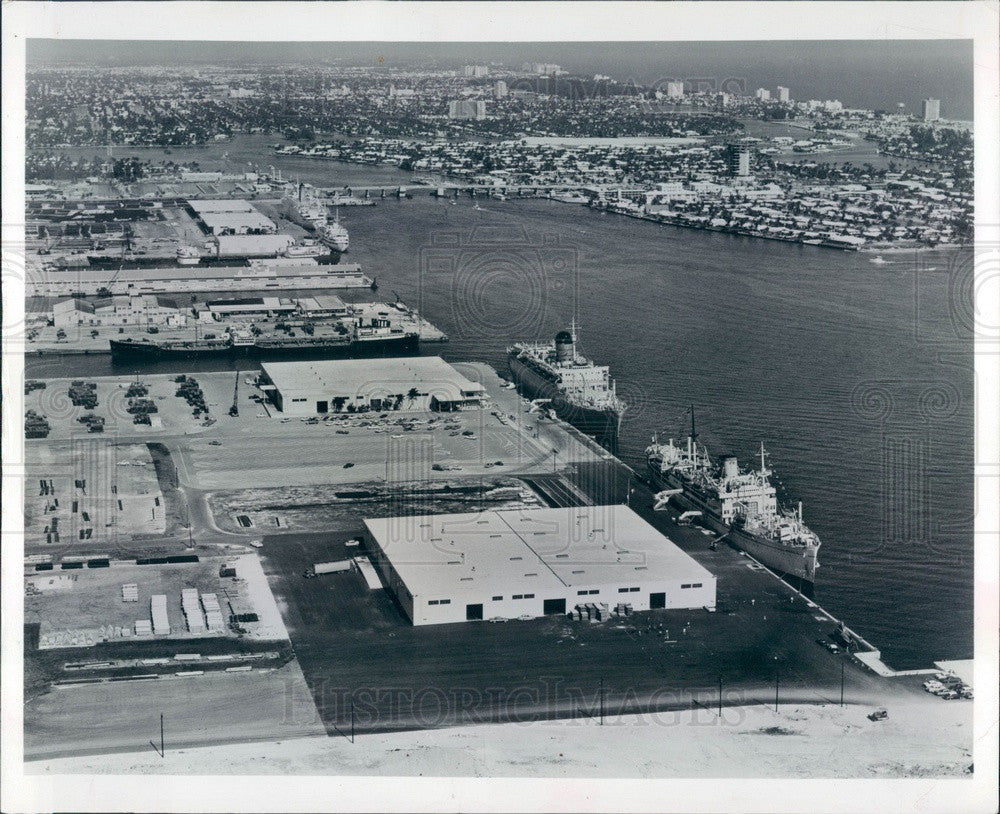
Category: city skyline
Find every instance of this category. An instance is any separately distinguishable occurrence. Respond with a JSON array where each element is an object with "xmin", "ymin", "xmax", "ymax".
[{"xmin": 27, "ymin": 39, "xmax": 974, "ymax": 120}]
